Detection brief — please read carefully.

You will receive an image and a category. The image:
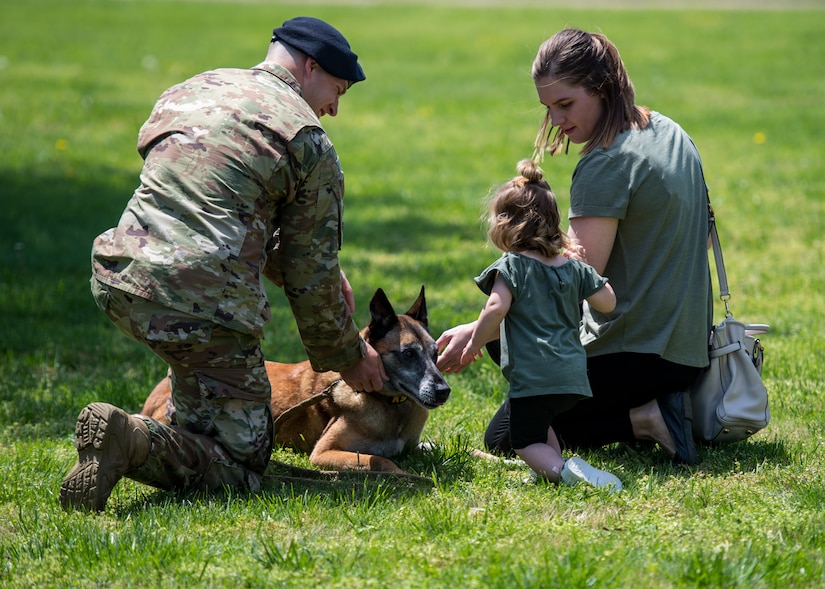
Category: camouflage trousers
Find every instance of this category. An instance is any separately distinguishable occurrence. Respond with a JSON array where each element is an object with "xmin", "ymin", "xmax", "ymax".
[{"xmin": 92, "ymin": 279, "xmax": 273, "ymax": 494}]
